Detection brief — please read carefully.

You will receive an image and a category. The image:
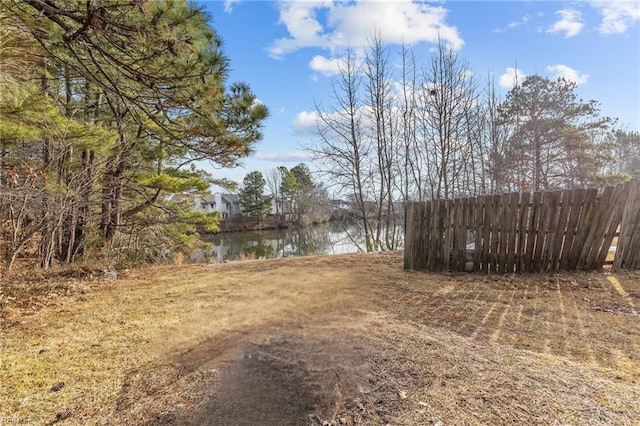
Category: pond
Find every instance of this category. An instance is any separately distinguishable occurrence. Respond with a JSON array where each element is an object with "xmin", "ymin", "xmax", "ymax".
[{"xmin": 194, "ymin": 221, "xmax": 404, "ymax": 262}]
